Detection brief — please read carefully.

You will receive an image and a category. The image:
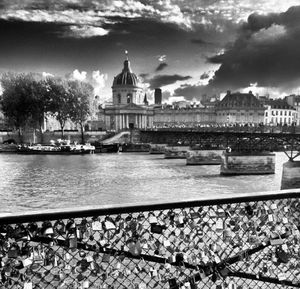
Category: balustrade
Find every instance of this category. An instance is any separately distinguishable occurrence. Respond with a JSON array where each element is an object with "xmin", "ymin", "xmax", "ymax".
[{"xmin": 1, "ymin": 190, "xmax": 300, "ymax": 288}]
